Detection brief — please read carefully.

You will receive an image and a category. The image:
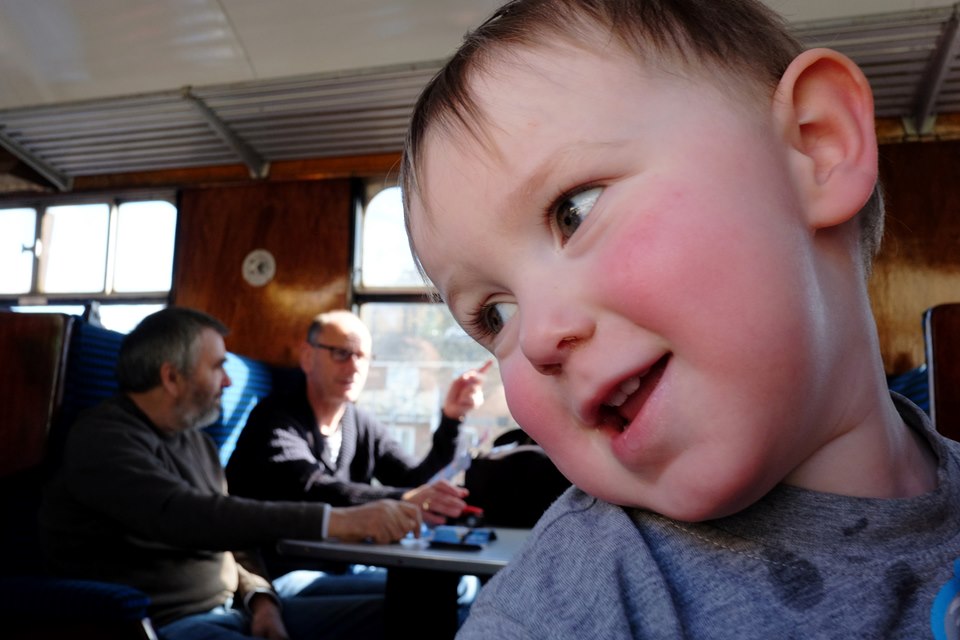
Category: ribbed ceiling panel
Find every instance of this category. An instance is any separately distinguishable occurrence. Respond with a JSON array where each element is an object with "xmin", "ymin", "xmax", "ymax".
[
  {"xmin": 792, "ymin": 5, "xmax": 957, "ymax": 120},
  {"xmin": 0, "ymin": 91, "xmax": 237, "ymax": 177},
  {"xmin": 193, "ymin": 62, "xmax": 438, "ymax": 161}
]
